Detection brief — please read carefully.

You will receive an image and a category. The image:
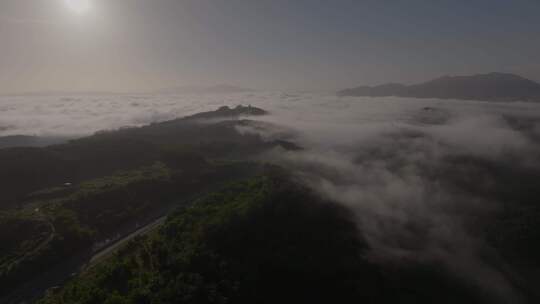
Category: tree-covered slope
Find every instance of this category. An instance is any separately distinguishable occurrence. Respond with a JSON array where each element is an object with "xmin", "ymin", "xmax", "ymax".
[
  {"xmin": 39, "ymin": 172, "xmax": 487, "ymax": 304},
  {"xmin": 0, "ymin": 105, "xmax": 277, "ymax": 209}
]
